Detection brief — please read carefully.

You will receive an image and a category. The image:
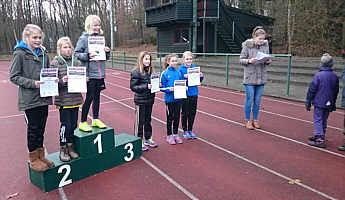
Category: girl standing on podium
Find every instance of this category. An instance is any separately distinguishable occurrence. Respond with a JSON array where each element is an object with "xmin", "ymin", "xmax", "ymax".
[
  {"xmin": 9, "ymin": 24, "xmax": 55, "ymax": 171},
  {"xmin": 75, "ymin": 15, "xmax": 111, "ymax": 132},
  {"xmin": 51, "ymin": 37, "xmax": 82, "ymax": 162},
  {"xmin": 130, "ymin": 51, "xmax": 158, "ymax": 151}
]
